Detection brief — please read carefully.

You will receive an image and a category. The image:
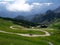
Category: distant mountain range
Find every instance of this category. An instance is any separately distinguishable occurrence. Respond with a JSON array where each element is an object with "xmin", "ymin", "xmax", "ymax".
[
  {"xmin": 31, "ymin": 6, "xmax": 60, "ymax": 24},
  {"xmin": 54, "ymin": 6, "xmax": 60, "ymax": 13},
  {"xmin": 1, "ymin": 6, "xmax": 60, "ymax": 25}
]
